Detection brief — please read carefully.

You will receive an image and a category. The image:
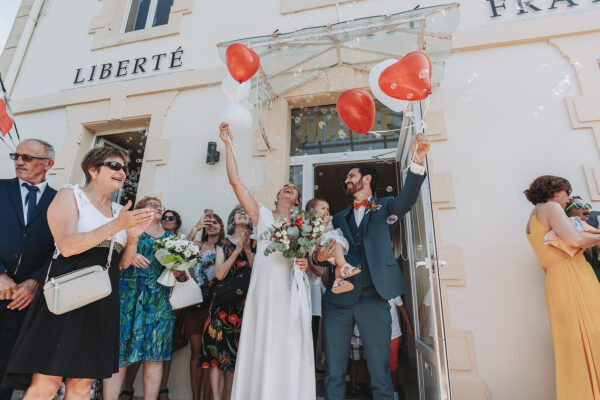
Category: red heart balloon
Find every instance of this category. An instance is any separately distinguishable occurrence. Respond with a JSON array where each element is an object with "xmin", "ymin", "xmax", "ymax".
[
  {"xmin": 378, "ymin": 51, "xmax": 432, "ymax": 101},
  {"xmin": 336, "ymin": 89, "xmax": 376, "ymax": 134},
  {"xmin": 225, "ymin": 43, "xmax": 260, "ymax": 83}
]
